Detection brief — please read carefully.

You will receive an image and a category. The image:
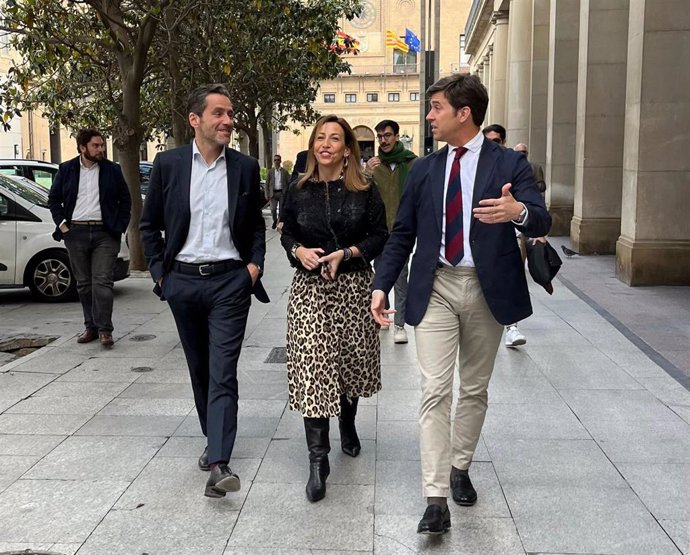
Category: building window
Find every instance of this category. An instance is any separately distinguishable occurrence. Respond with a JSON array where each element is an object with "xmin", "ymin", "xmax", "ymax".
[
  {"xmin": 388, "ymin": 92, "xmax": 400, "ymax": 102},
  {"xmin": 367, "ymin": 93, "xmax": 378, "ymax": 102},
  {"xmin": 393, "ymin": 50, "xmax": 417, "ymax": 73},
  {"xmin": 345, "ymin": 93, "xmax": 357, "ymax": 103},
  {"xmin": 323, "ymin": 93, "xmax": 336, "ymax": 103},
  {"xmin": 410, "ymin": 92, "xmax": 420, "ymax": 101}
]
